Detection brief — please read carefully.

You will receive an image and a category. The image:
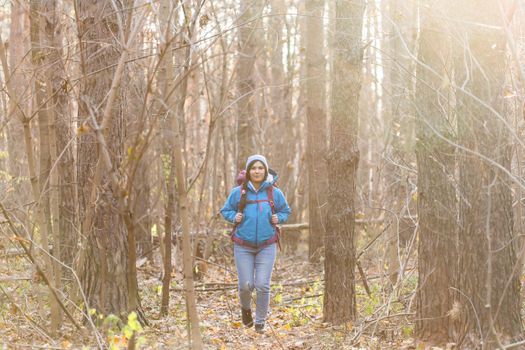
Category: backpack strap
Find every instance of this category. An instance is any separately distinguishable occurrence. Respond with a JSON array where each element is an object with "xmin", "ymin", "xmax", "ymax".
[
  {"xmin": 267, "ymin": 186, "xmax": 282, "ymax": 250},
  {"xmin": 228, "ymin": 185, "xmax": 247, "ymax": 239},
  {"xmin": 267, "ymin": 185, "xmax": 275, "ymax": 213},
  {"xmin": 238, "ymin": 184, "xmax": 248, "ymax": 214}
]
